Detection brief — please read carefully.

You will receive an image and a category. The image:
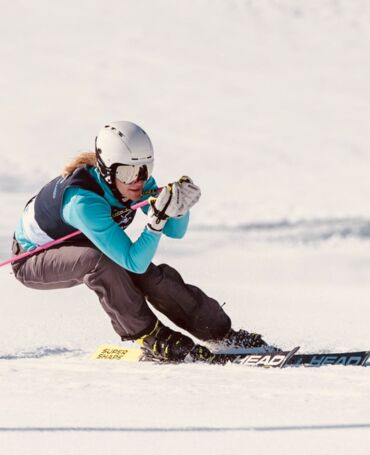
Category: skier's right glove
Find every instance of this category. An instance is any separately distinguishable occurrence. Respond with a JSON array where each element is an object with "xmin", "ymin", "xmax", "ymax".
[{"xmin": 147, "ymin": 183, "xmax": 183, "ymax": 232}]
